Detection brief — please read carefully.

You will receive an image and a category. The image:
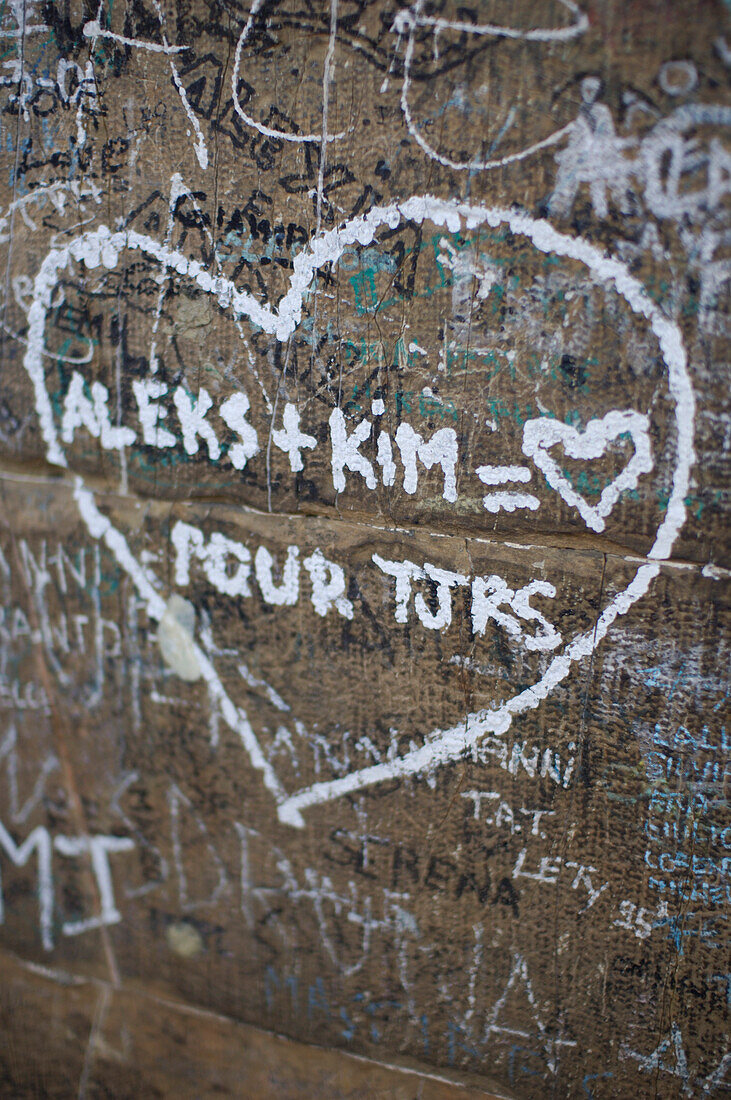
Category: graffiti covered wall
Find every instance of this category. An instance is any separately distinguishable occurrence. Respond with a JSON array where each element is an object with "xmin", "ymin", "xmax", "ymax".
[{"xmin": 0, "ymin": 1, "xmax": 728, "ymax": 1095}]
